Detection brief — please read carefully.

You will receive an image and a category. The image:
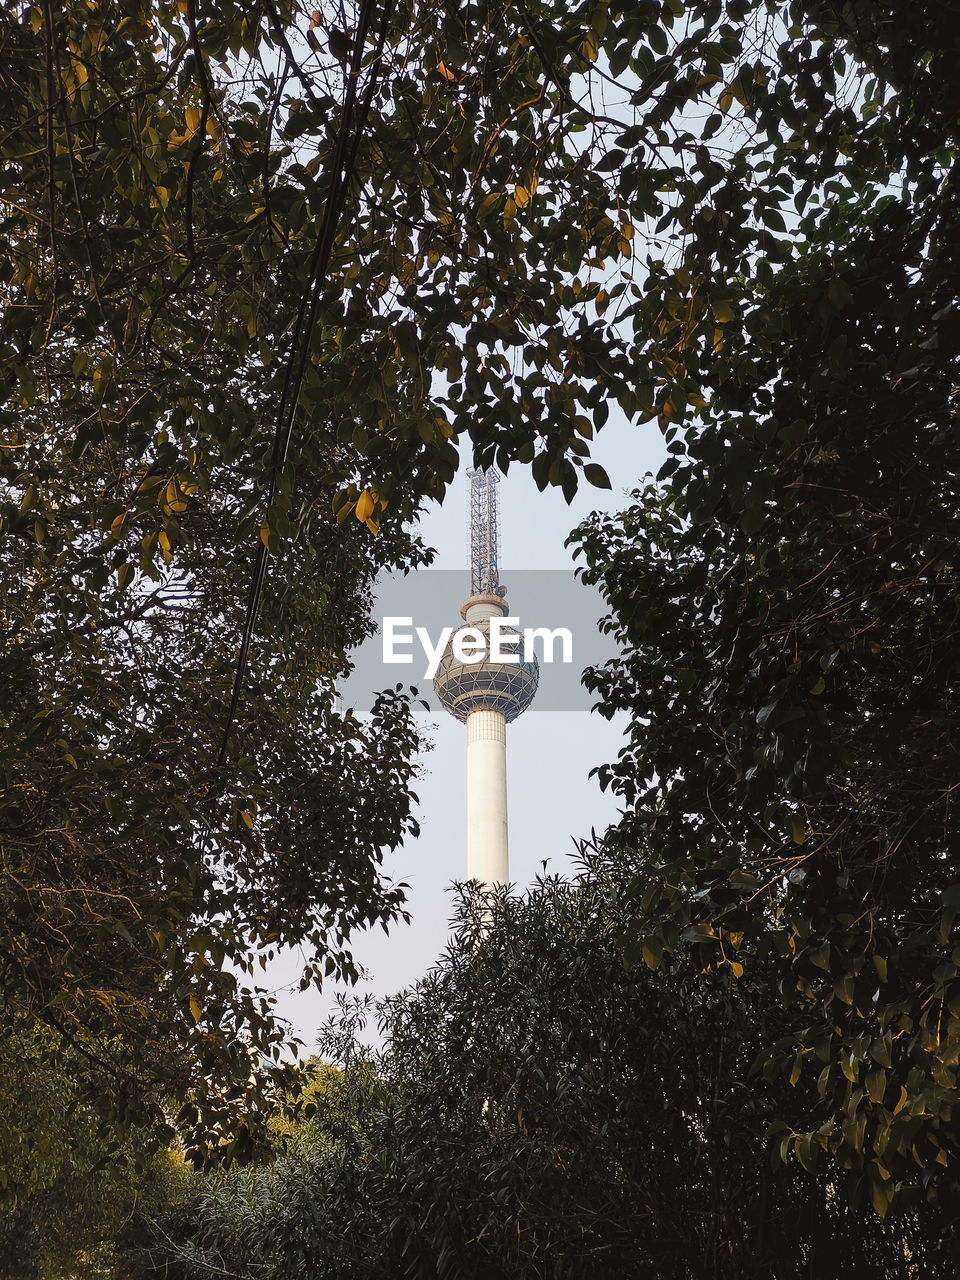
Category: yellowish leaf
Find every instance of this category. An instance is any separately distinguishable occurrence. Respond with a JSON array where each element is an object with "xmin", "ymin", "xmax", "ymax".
[
  {"xmin": 871, "ymin": 1178, "xmax": 893, "ymax": 1219},
  {"xmin": 163, "ymin": 479, "xmax": 188, "ymax": 513},
  {"xmin": 865, "ymin": 1068, "xmax": 887, "ymax": 1104},
  {"xmin": 189, "ymin": 993, "xmax": 202, "ymax": 1023},
  {"xmin": 477, "ymin": 191, "xmax": 503, "ymax": 219},
  {"xmin": 355, "ymin": 490, "xmax": 375, "ymax": 523}
]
